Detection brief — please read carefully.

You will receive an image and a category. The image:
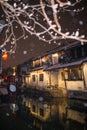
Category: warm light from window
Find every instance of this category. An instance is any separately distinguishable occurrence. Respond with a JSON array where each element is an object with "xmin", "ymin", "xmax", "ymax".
[
  {"xmin": 13, "ymin": 67, "xmax": 16, "ymax": 76},
  {"xmin": 52, "ymin": 53, "xmax": 58, "ymax": 57}
]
